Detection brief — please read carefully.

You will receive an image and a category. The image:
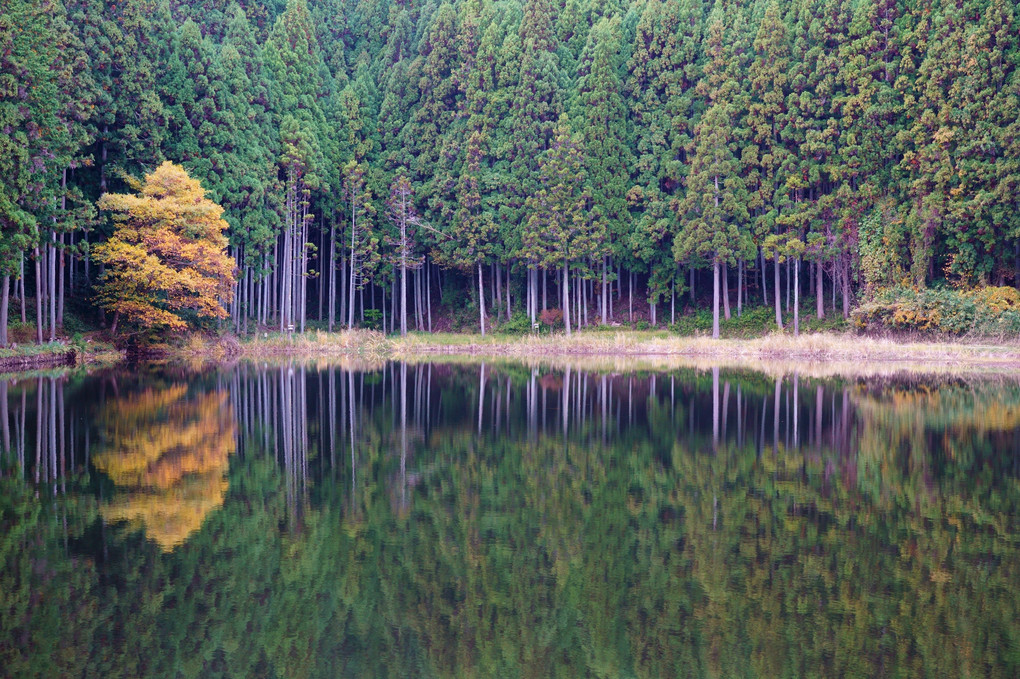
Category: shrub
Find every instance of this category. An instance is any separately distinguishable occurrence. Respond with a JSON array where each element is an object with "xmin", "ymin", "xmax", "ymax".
[
  {"xmin": 852, "ymin": 285, "xmax": 1020, "ymax": 337},
  {"xmin": 539, "ymin": 308, "xmax": 563, "ymax": 330},
  {"xmin": 362, "ymin": 308, "xmax": 382, "ymax": 330},
  {"xmin": 497, "ymin": 311, "xmax": 534, "ymax": 335}
]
